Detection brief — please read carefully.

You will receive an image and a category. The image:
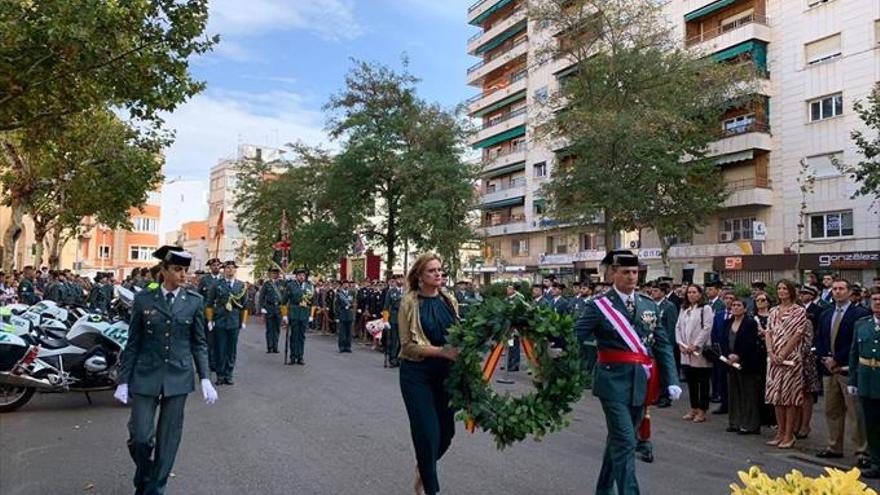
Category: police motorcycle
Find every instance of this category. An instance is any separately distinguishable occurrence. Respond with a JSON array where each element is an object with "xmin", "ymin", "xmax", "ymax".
[{"xmin": 0, "ymin": 286, "xmax": 134, "ymax": 412}]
